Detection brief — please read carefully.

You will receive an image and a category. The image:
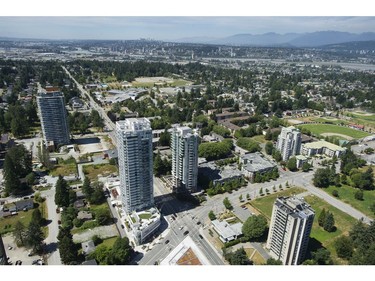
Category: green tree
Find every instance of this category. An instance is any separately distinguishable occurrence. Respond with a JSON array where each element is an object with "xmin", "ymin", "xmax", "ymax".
[
  {"xmin": 313, "ymin": 168, "xmax": 333, "ymax": 188},
  {"xmin": 242, "ymin": 215, "xmax": 268, "ymax": 241},
  {"xmin": 158, "ymin": 129, "xmax": 171, "ymax": 146},
  {"xmin": 229, "ymin": 247, "xmax": 251, "ymax": 265},
  {"xmin": 239, "ymin": 194, "xmax": 243, "ymax": 202},
  {"xmin": 332, "ymin": 190, "xmax": 339, "ymax": 197},
  {"xmin": 208, "ymin": 210, "xmax": 216, "ymax": 221},
  {"xmin": 286, "ymin": 157, "xmax": 297, "ymax": 172},
  {"xmin": 265, "ymin": 142, "xmax": 274, "ymax": 155},
  {"xmin": 89, "ymin": 182, "xmax": 105, "ymax": 205},
  {"xmin": 272, "ymin": 150, "xmax": 282, "ymax": 162},
  {"xmin": 89, "ymin": 244, "xmax": 110, "ymax": 265},
  {"xmin": 223, "ymin": 197, "xmax": 233, "ymax": 210},
  {"xmin": 58, "ymin": 236, "xmax": 78, "ymax": 265},
  {"xmin": 95, "ymin": 208, "xmax": 111, "ymax": 226},
  {"xmin": 311, "ymin": 248, "xmax": 333, "ymax": 265},
  {"xmin": 26, "ymin": 221, "xmax": 44, "ymax": 254},
  {"xmin": 354, "ymin": 190, "xmax": 364, "ymax": 201},
  {"xmin": 54, "ymin": 175, "xmax": 70, "ymax": 207},
  {"xmin": 13, "ymin": 221, "xmax": 26, "ymax": 246},
  {"xmin": 302, "ymin": 162, "xmax": 311, "ymax": 172},
  {"xmin": 108, "ymin": 237, "xmax": 132, "ymax": 265},
  {"xmin": 318, "ymin": 208, "xmax": 326, "ymax": 227},
  {"xmin": 90, "ymin": 109, "xmax": 104, "ymax": 131},
  {"xmin": 25, "ymin": 172, "xmax": 35, "ymax": 186},
  {"xmin": 82, "ymin": 176, "xmax": 93, "ymax": 197},
  {"xmin": 31, "ymin": 208, "xmax": 44, "ymax": 227},
  {"xmin": 323, "ymin": 212, "xmax": 335, "ymax": 232},
  {"xmin": 266, "ymin": 258, "xmax": 283, "ymax": 265},
  {"xmin": 334, "ymin": 236, "xmax": 354, "ymax": 259}
]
